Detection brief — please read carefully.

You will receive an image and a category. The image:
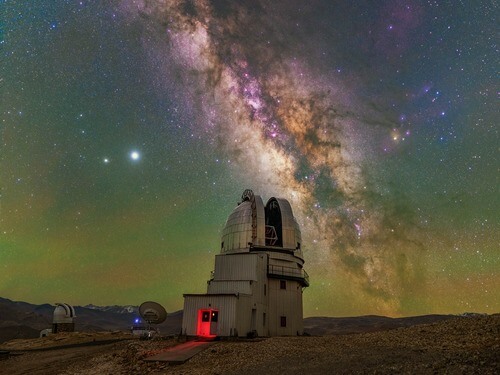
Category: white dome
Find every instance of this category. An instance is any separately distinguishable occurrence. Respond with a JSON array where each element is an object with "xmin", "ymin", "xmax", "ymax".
[
  {"xmin": 220, "ymin": 189, "xmax": 303, "ymax": 259},
  {"xmin": 53, "ymin": 303, "xmax": 76, "ymax": 324}
]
